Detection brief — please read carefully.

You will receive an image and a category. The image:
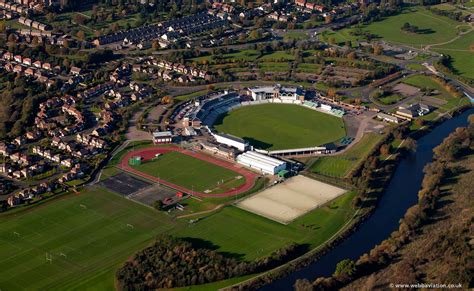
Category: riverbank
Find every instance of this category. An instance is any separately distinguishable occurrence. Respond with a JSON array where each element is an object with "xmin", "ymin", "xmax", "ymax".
[
  {"xmin": 341, "ymin": 154, "xmax": 473, "ymax": 290},
  {"xmin": 227, "ymin": 106, "xmax": 473, "ymax": 290},
  {"xmin": 307, "ymin": 115, "xmax": 473, "ymax": 289}
]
